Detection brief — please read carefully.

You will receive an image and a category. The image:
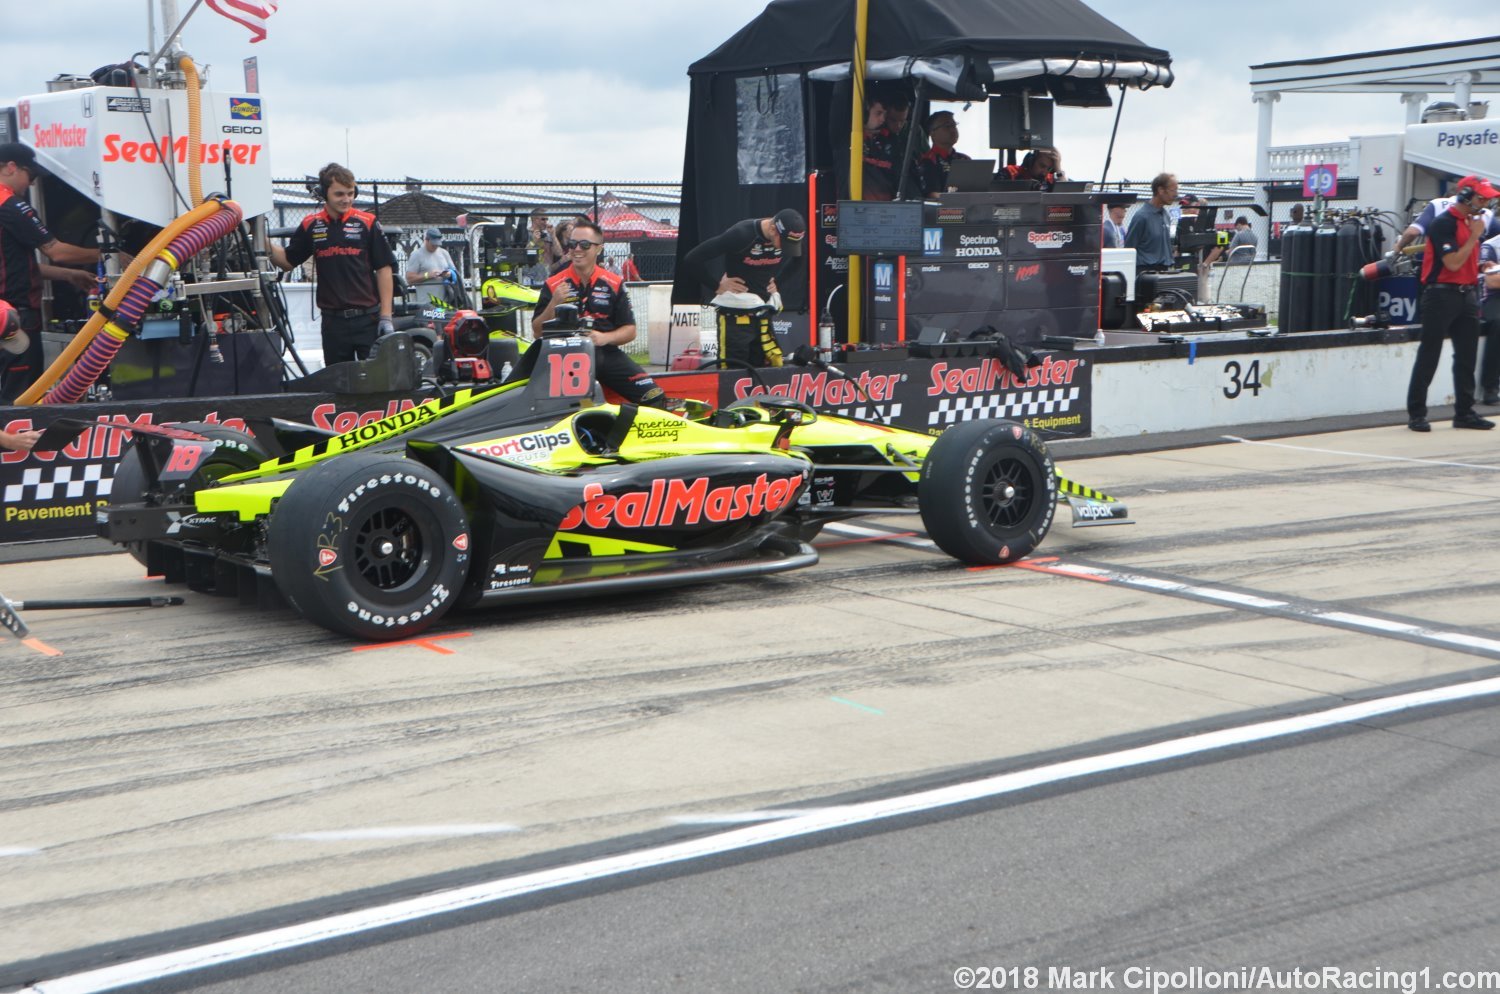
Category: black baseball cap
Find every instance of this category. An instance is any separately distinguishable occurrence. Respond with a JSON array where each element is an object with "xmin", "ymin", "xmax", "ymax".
[
  {"xmin": 0, "ymin": 142, "xmax": 43, "ymax": 178},
  {"xmin": 773, "ymin": 208, "xmax": 806, "ymax": 256}
]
